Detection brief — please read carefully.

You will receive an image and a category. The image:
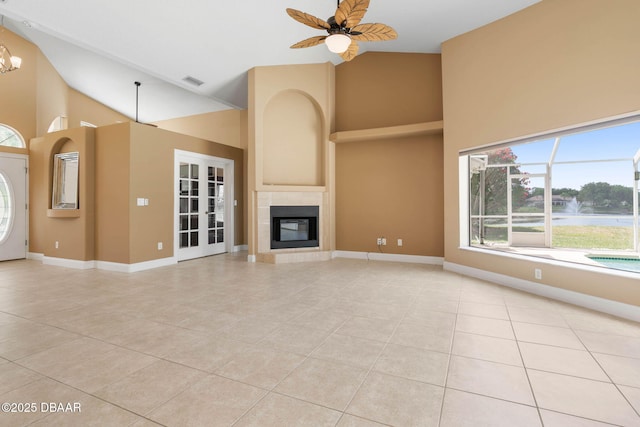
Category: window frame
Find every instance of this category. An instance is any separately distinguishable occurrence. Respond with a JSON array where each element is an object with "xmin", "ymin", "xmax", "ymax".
[
  {"xmin": 0, "ymin": 124, "xmax": 26, "ymax": 149},
  {"xmin": 459, "ymin": 113, "xmax": 640, "ymax": 273}
]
